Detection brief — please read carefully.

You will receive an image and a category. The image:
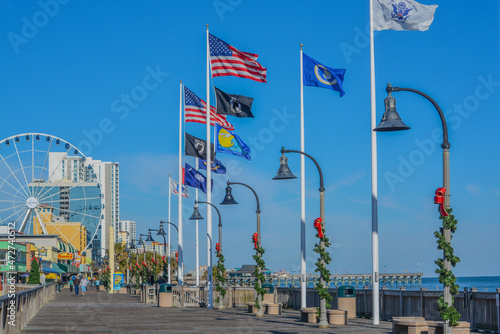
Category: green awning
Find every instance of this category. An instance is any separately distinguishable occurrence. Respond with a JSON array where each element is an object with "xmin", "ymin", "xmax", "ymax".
[
  {"xmin": 55, "ymin": 263, "xmax": 78, "ymax": 274},
  {"xmin": 48, "ymin": 264, "xmax": 65, "ymax": 274}
]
